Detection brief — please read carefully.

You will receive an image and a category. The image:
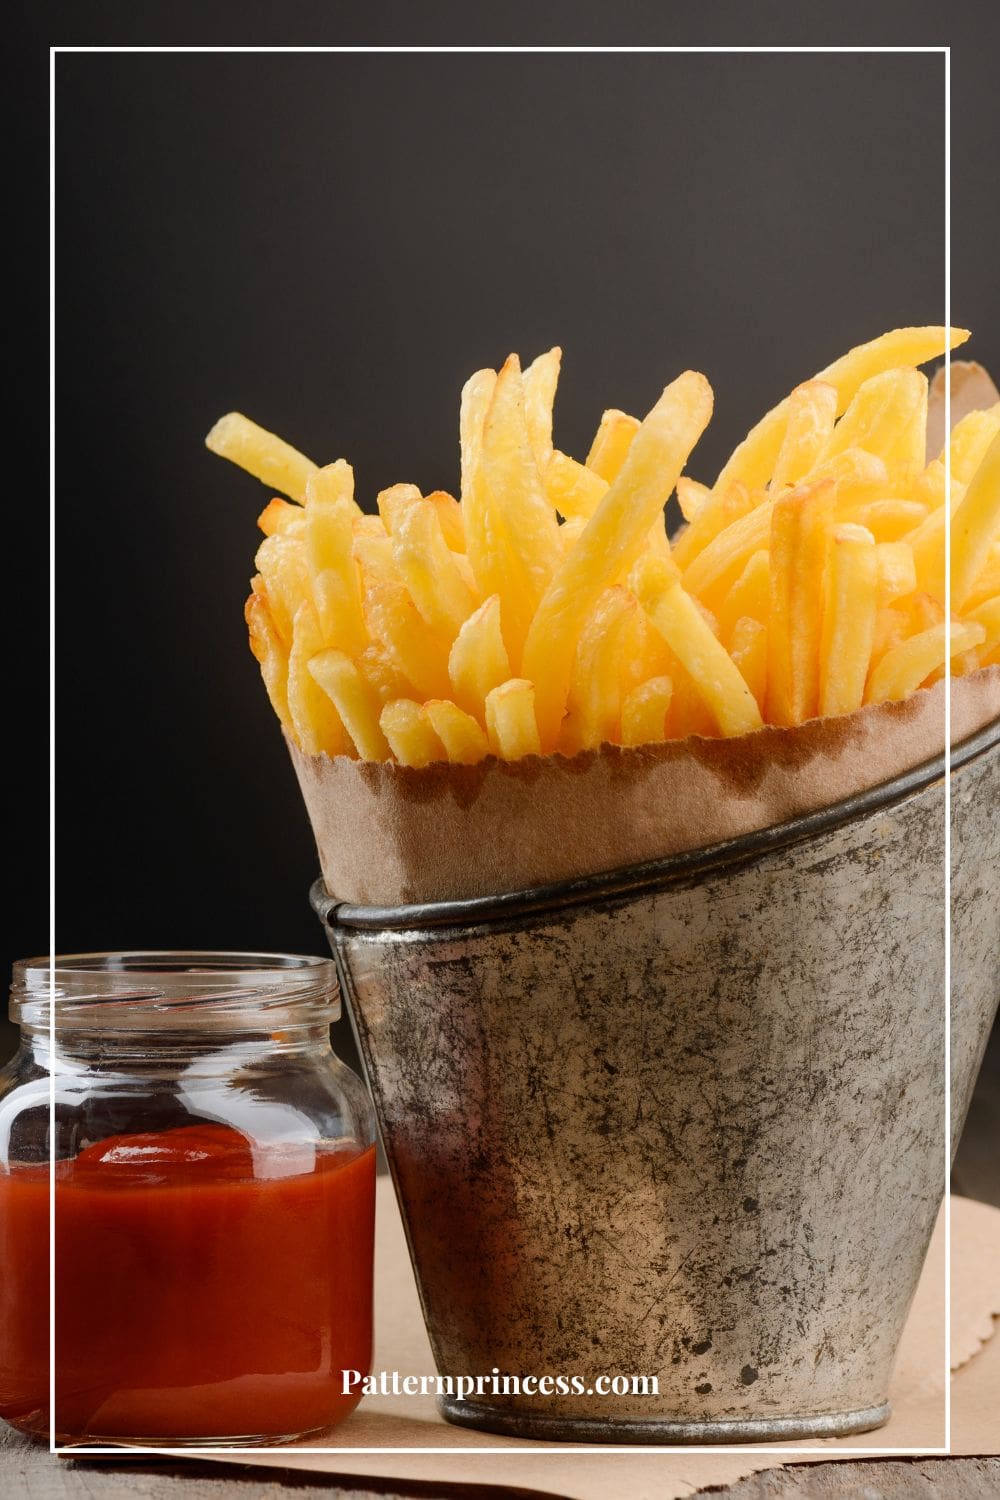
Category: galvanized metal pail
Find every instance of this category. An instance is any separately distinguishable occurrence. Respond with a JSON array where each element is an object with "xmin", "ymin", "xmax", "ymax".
[{"xmin": 312, "ymin": 718, "xmax": 1000, "ymax": 1444}]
